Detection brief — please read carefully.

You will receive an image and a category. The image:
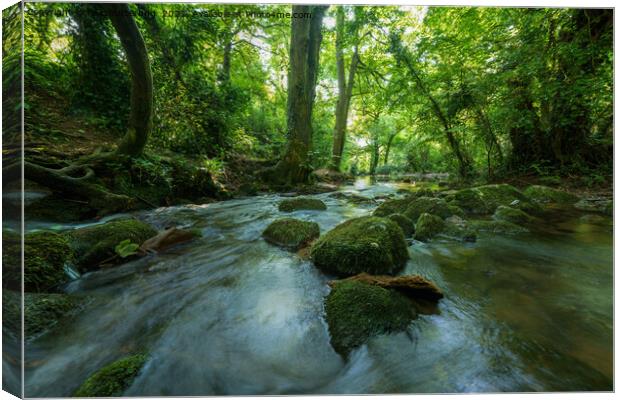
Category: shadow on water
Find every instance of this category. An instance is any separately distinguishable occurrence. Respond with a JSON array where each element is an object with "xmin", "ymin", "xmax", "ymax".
[{"xmin": 20, "ymin": 180, "xmax": 613, "ymax": 395}]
